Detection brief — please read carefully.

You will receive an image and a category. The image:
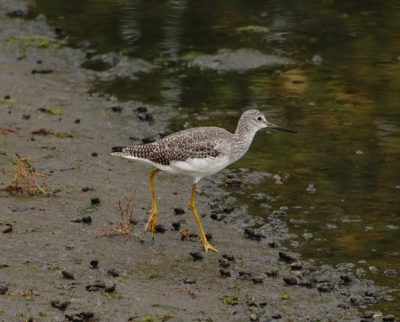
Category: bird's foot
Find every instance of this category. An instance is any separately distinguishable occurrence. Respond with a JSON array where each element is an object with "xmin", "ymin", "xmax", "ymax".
[
  {"xmin": 144, "ymin": 209, "xmax": 157, "ymax": 239},
  {"xmin": 202, "ymin": 240, "xmax": 218, "ymax": 252}
]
